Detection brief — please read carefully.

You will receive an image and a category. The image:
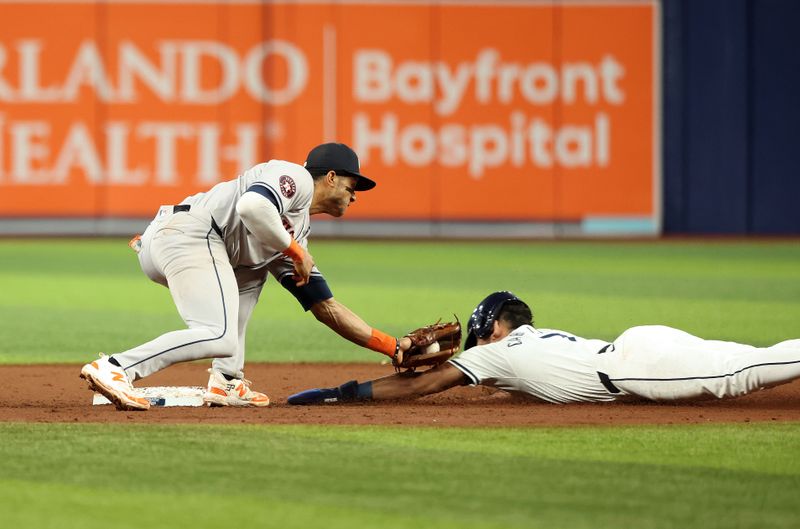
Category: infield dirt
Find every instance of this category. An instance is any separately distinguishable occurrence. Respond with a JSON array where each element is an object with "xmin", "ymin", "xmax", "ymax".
[{"xmin": 2, "ymin": 363, "xmax": 799, "ymax": 426}]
